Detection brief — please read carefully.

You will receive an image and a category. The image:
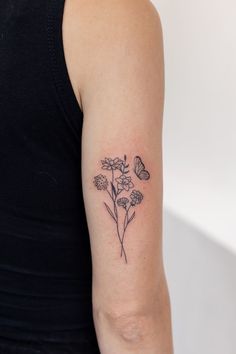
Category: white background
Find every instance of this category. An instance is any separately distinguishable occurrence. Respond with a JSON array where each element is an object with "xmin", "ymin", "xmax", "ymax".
[
  {"xmin": 150, "ymin": 0, "xmax": 236, "ymax": 353},
  {"xmin": 152, "ymin": 0, "xmax": 236, "ymax": 253}
]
